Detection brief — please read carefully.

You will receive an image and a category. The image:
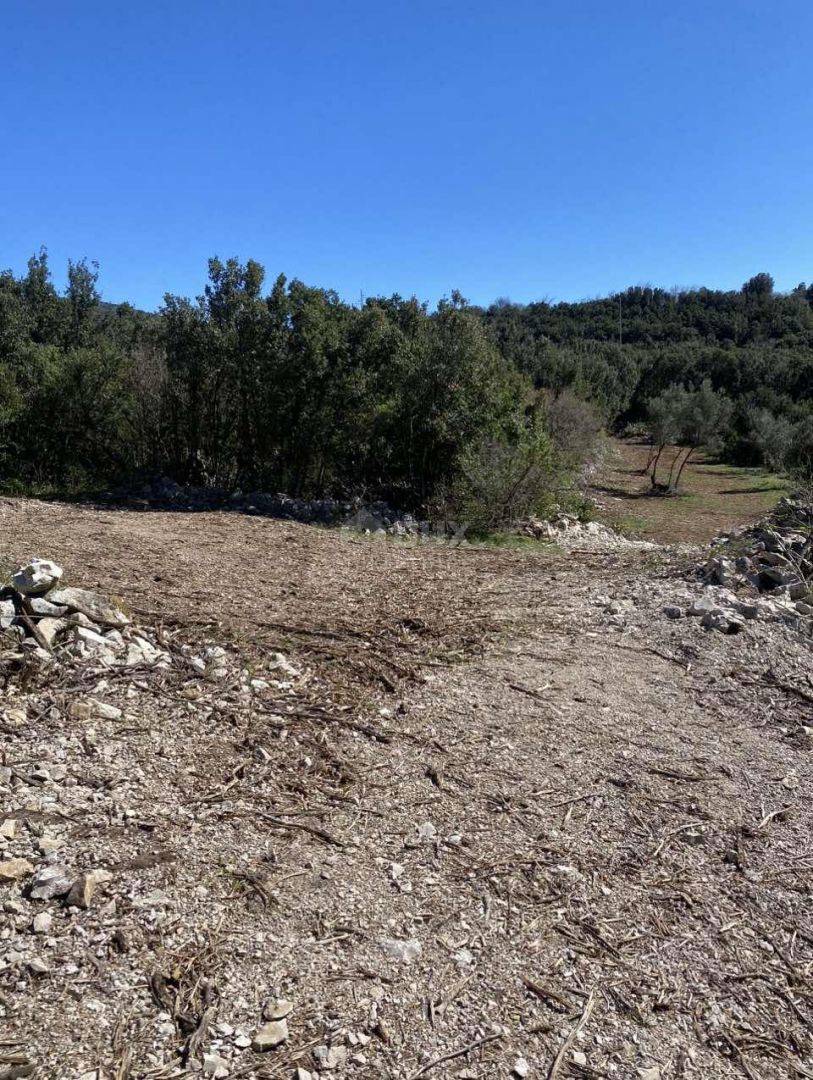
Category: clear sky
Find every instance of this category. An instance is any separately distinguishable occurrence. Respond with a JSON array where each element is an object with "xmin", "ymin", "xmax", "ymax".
[{"xmin": 2, "ymin": 1, "xmax": 812, "ymax": 310}]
